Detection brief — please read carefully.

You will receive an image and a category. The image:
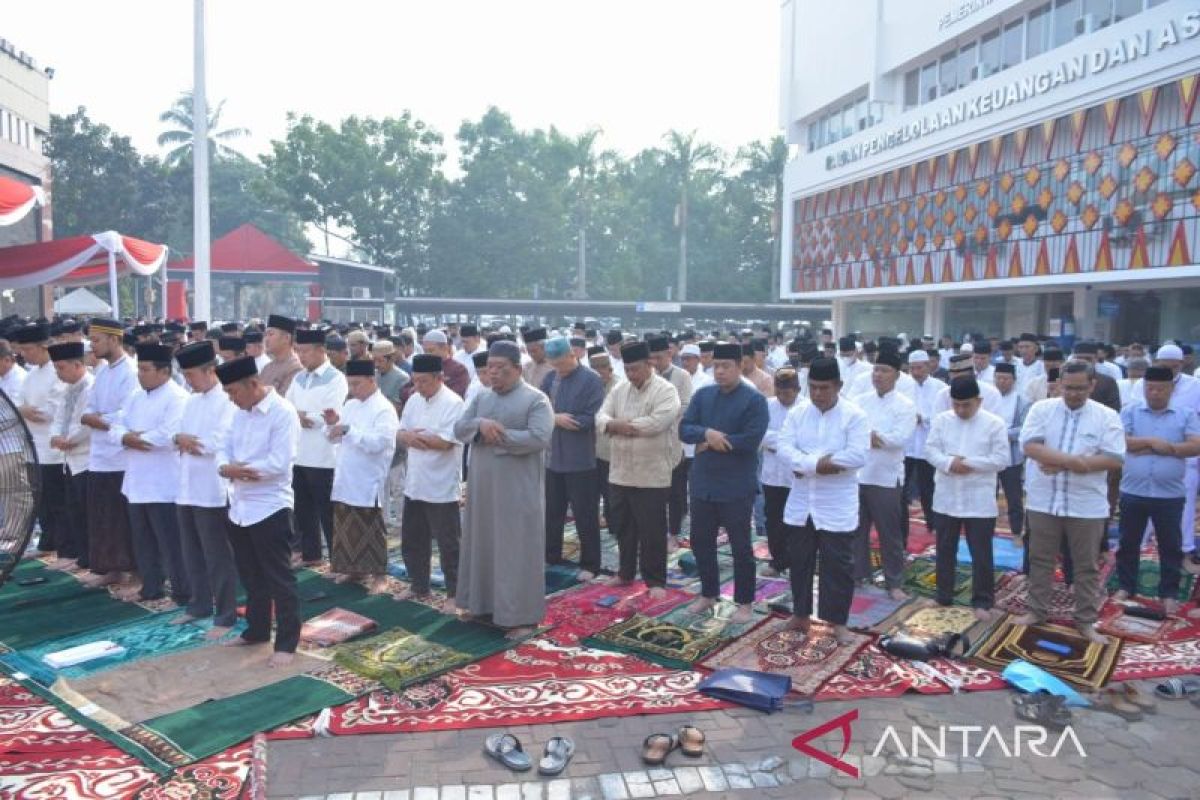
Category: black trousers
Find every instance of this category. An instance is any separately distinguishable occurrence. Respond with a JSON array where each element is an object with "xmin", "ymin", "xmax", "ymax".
[
  {"xmin": 292, "ymin": 466, "xmax": 335, "ymax": 561},
  {"xmin": 401, "ymin": 498, "xmax": 462, "ymax": 596},
  {"xmin": 228, "ymin": 509, "xmax": 300, "ymax": 653},
  {"xmin": 903, "ymin": 457, "xmax": 937, "ymax": 543},
  {"xmin": 668, "ymin": 457, "xmax": 692, "ymax": 538},
  {"xmin": 596, "ymin": 458, "xmax": 612, "ymax": 525},
  {"xmin": 177, "ymin": 504, "xmax": 239, "ymax": 627},
  {"xmin": 1117, "ymin": 494, "xmax": 1184, "ymax": 600},
  {"xmin": 854, "ymin": 484, "xmax": 907, "ymax": 589},
  {"xmin": 935, "ymin": 515, "xmax": 995, "ymax": 609},
  {"xmin": 610, "ymin": 484, "xmax": 668, "ymax": 588},
  {"xmin": 788, "ymin": 517, "xmax": 855, "ymax": 625},
  {"xmin": 691, "ymin": 495, "xmax": 756, "ymax": 604},
  {"xmin": 128, "ymin": 502, "xmax": 190, "ymax": 604},
  {"xmin": 762, "ymin": 484, "xmax": 791, "ymax": 572},
  {"xmin": 997, "ymin": 464, "xmax": 1025, "ymax": 536},
  {"xmin": 545, "ymin": 467, "xmax": 602, "ymax": 573},
  {"xmin": 36, "ymin": 464, "xmax": 67, "ymax": 552},
  {"xmin": 60, "ymin": 468, "xmax": 90, "ymax": 567}
]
